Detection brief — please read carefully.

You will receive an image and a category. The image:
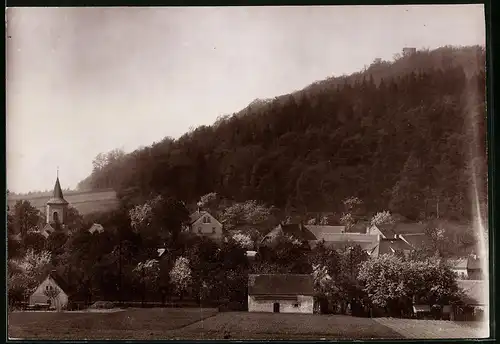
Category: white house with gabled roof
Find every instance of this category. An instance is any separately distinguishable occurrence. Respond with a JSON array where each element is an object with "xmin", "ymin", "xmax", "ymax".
[{"xmin": 185, "ymin": 210, "xmax": 223, "ymax": 240}]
